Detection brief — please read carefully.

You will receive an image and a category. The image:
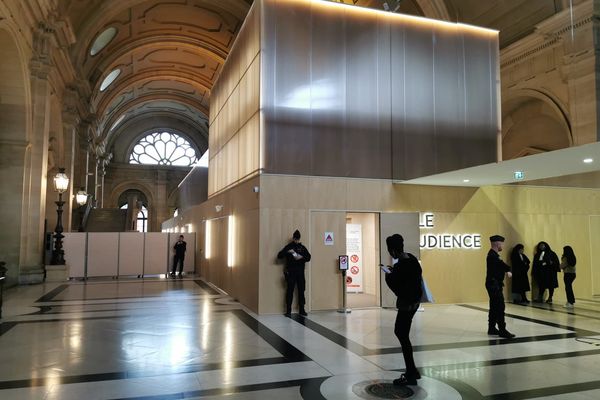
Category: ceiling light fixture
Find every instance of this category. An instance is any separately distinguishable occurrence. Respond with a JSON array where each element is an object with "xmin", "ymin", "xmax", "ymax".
[
  {"xmin": 463, "ymin": 179, "xmax": 470, "ymax": 183},
  {"xmin": 583, "ymin": 158, "xmax": 593, "ymax": 164}
]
